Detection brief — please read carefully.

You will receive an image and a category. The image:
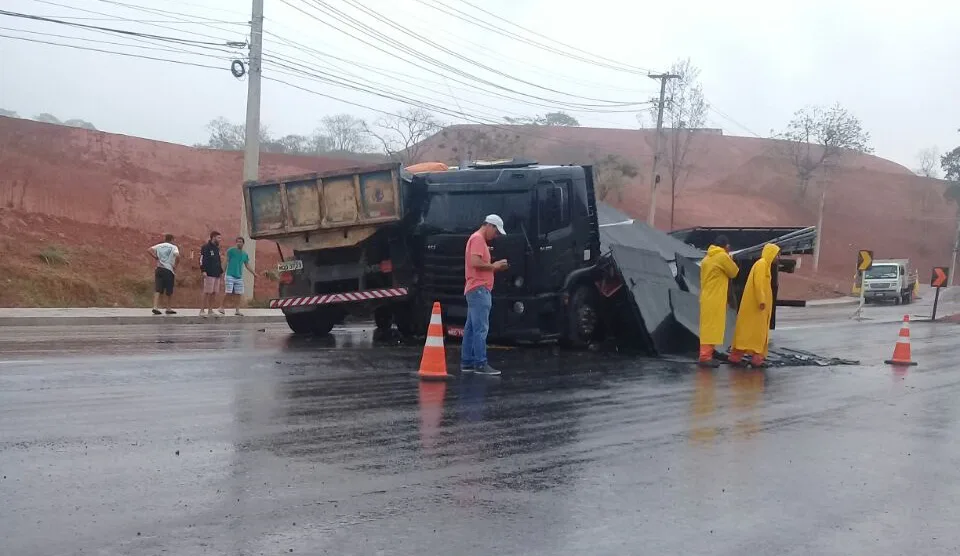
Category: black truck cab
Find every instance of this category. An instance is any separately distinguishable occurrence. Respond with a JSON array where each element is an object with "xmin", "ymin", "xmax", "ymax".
[{"xmin": 411, "ymin": 161, "xmax": 602, "ymax": 344}]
